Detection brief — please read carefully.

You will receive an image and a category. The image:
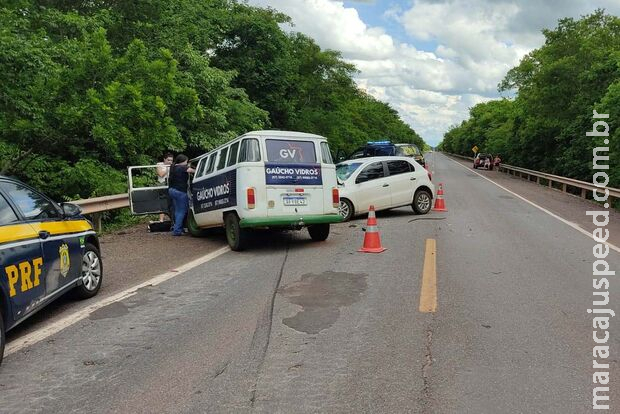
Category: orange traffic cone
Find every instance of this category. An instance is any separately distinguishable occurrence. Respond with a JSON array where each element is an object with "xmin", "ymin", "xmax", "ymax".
[
  {"xmin": 359, "ymin": 205, "xmax": 387, "ymax": 253},
  {"xmin": 432, "ymin": 183, "xmax": 448, "ymax": 212}
]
